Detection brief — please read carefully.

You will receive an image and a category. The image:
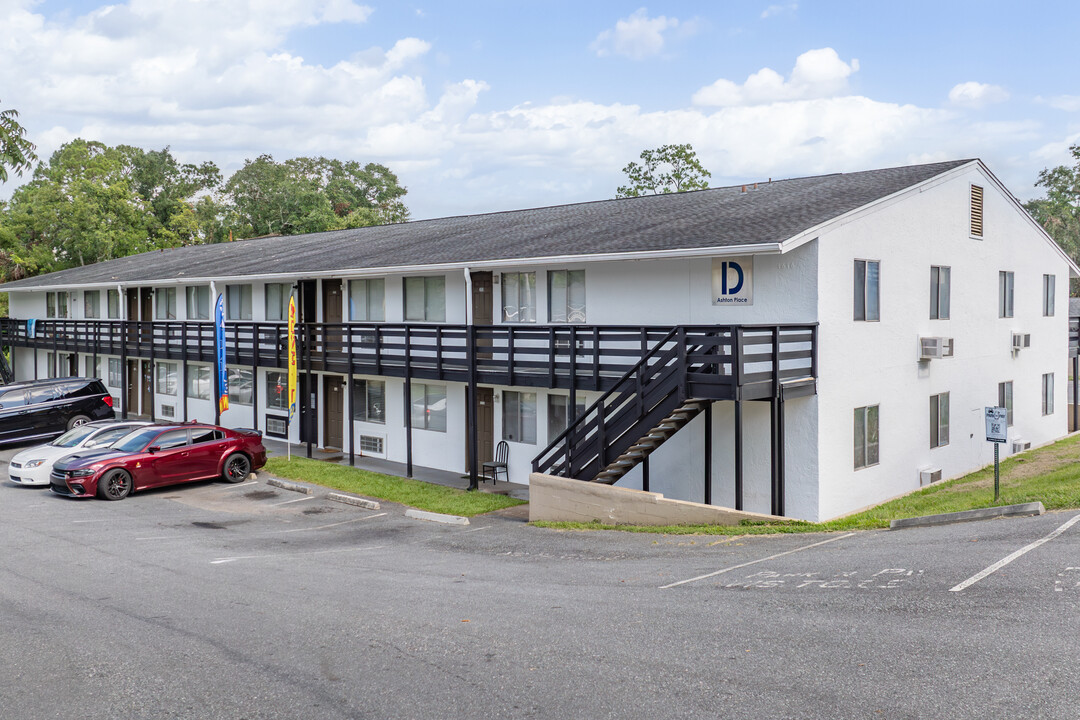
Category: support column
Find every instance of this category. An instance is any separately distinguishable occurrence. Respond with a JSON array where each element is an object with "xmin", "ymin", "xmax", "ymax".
[
  {"xmin": 1073, "ymin": 355, "xmax": 1078, "ymax": 433},
  {"xmin": 704, "ymin": 402, "xmax": 712, "ymax": 506},
  {"xmin": 467, "ymin": 325, "xmax": 479, "ymax": 491},
  {"xmin": 641, "ymin": 455, "xmax": 649, "ymax": 493},
  {"xmin": 734, "ymin": 398, "xmax": 743, "ymax": 511},
  {"xmin": 770, "ymin": 397, "xmax": 786, "ymax": 517},
  {"xmin": 347, "ymin": 325, "xmax": 355, "ymax": 467},
  {"xmin": 404, "ymin": 326, "xmax": 413, "ymax": 478}
]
